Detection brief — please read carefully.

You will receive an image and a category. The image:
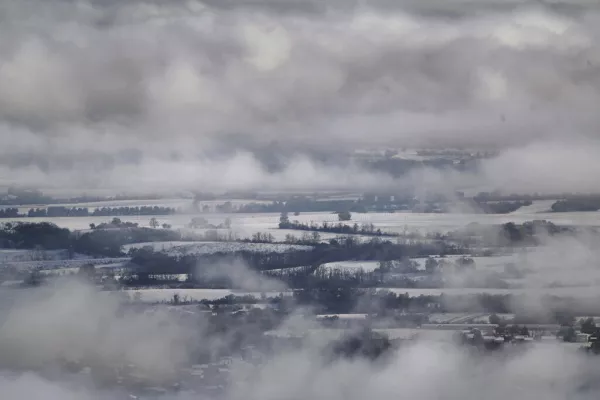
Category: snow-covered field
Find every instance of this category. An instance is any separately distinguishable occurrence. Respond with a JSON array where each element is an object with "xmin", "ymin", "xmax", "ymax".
[
  {"xmin": 510, "ymin": 200, "xmax": 557, "ymax": 214},
  {"xmin": 0, "ymin": 249, "xmax": 70, "ymax": 262},
  {"xmin": 428, "ymin": 313, "xmax": 516, "ymax": 324},
  {"xmin": 265, "ymin": 266, "xmax": 310, "ymax": 273},
  {"xmin": 4, "ymin": 258, "xmax": 130, "ymax": 272},
  {"xmin": 321, "ymin": 261, "xmax": 381, "ymax": 272},
  {"xmin": 1, "ymin": 193, "xmax": 598, "ymax": 243},
  {"xmin": 124, "ymin": 241, "xmax": 313, "ymax": 255},
  {"xmin": 122, "ymin": 241, "xmax": 211, "ymax": 252},
  {"xmin": 3, "ymin": 208, "xmax": 600, "ymax": 236},
  {"xmin": 378, "ymin": 286, "xmax": 600, "ymax": 297},
  {"xmin": 318, "ymin": 254, "xmax": 520, "ymax": 274},
  {"xmin": 3, "ymin": 201, "xmax": 600, "ymax": 300},
  {"xmin": 0, "ymin": 203, "xmax": 600, "ymax": 241}
]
